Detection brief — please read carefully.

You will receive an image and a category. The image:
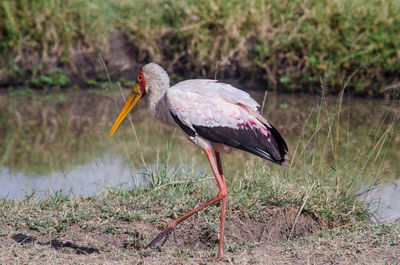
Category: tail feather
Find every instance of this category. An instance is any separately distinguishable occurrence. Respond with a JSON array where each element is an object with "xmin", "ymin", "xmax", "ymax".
[{"xmin": 264, "ymin": 123, "xmax": 289, "ymax": 166}]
